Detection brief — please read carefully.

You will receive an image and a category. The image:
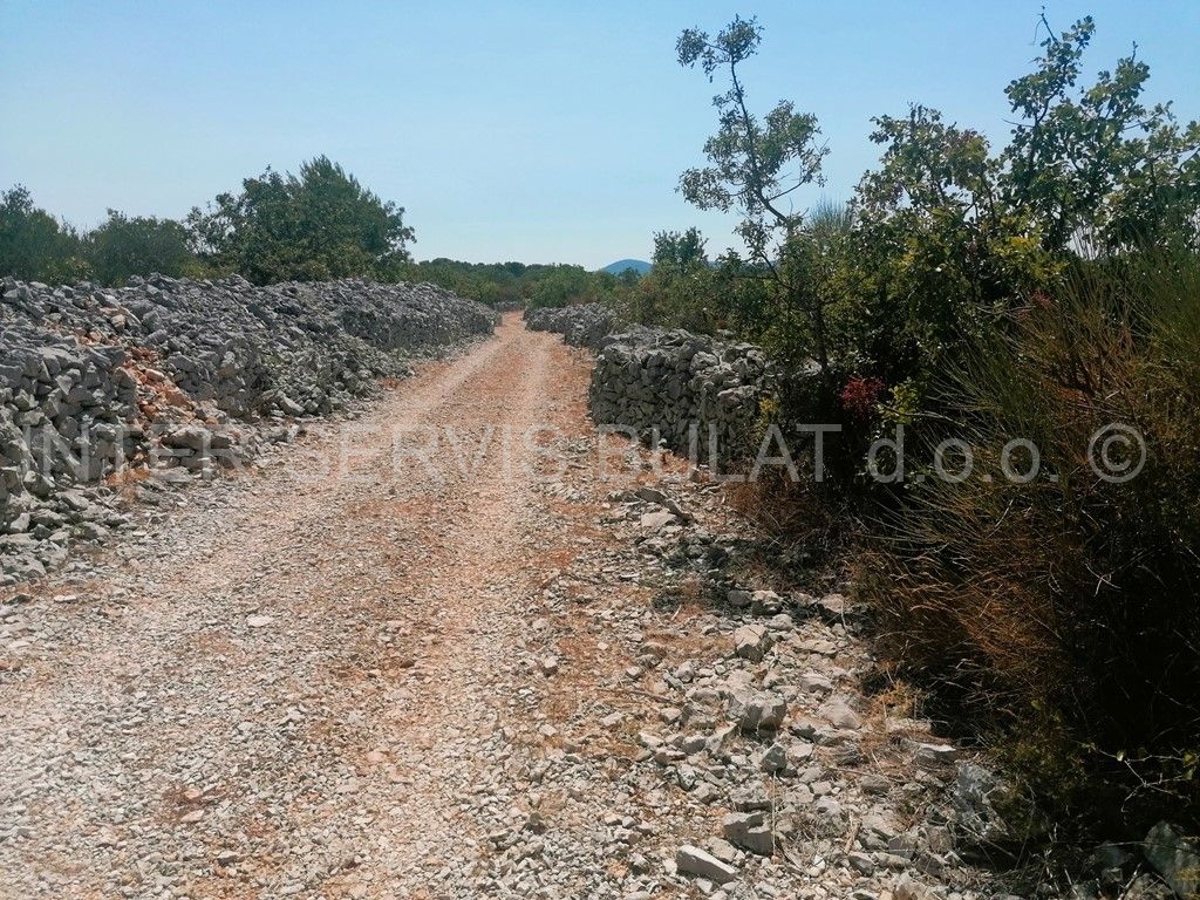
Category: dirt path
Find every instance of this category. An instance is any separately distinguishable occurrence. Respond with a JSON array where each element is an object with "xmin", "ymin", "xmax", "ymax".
[
  {"xmin": 0, "ymin": 313, "xmax": 606, "ymax": 898},
  {"xmin": 2, "ymin": 313, "xmax": 1016, "ymax": 900}
]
